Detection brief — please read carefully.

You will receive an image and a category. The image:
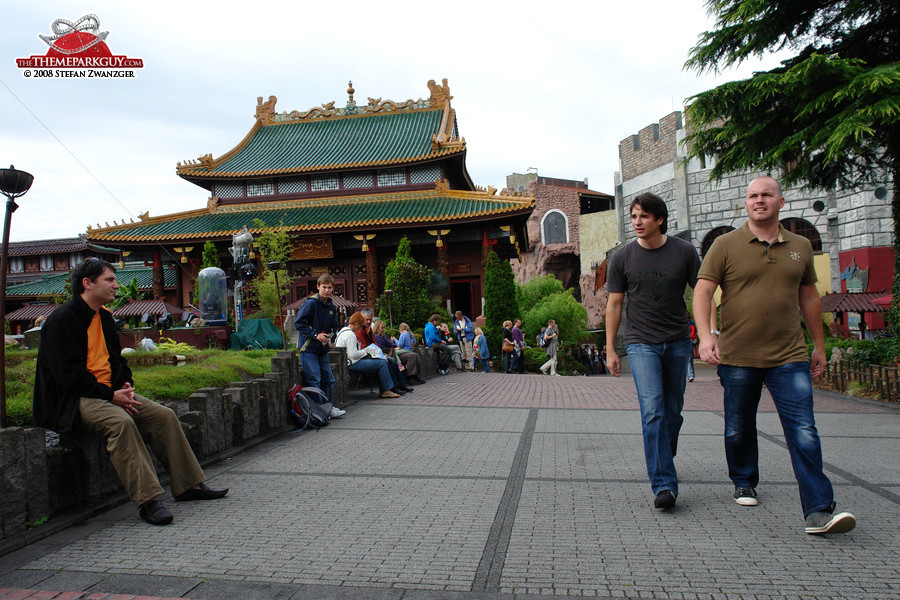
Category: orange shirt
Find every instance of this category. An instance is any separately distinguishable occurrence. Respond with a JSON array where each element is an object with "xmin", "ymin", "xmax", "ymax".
[{"xmin": 86, "ymin": 310, "xmax": 112, "ymax": 387}]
